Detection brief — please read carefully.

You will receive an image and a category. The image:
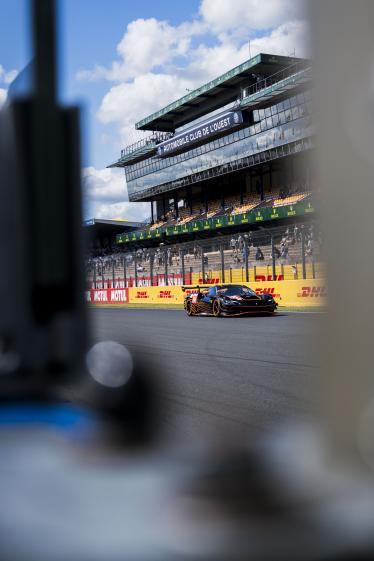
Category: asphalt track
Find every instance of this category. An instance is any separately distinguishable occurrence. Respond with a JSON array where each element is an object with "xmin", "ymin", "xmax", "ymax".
[{"xmin": 90, "ymin": 308, "xmax": 322, "ymax": 444}]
